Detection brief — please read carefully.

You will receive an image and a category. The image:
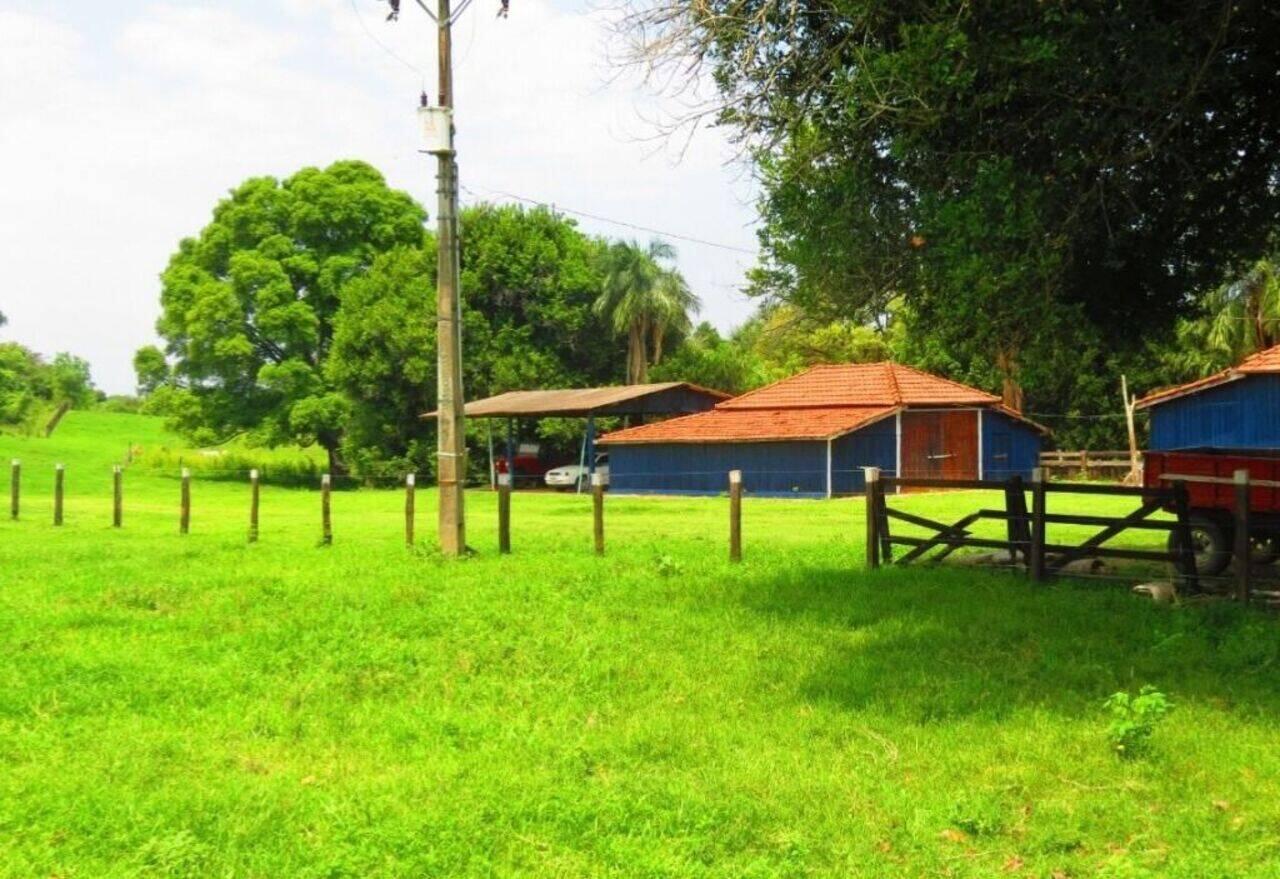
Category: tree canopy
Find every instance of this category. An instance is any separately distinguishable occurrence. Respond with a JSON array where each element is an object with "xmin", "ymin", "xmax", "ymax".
[
  {"xmin": 619, "ymin": 0, "xmax": 1280, "ymax": 411},
  {"xmin": 140, "ymin": 160, "xmax": 426, "ymax": 471},
  {"xmin": 0, "ymin": 343, "xmax": 96, "ymax": 429},
  {"xmin": 327, "ymin": 203, "xmax": 626, "ymax": 476}
]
